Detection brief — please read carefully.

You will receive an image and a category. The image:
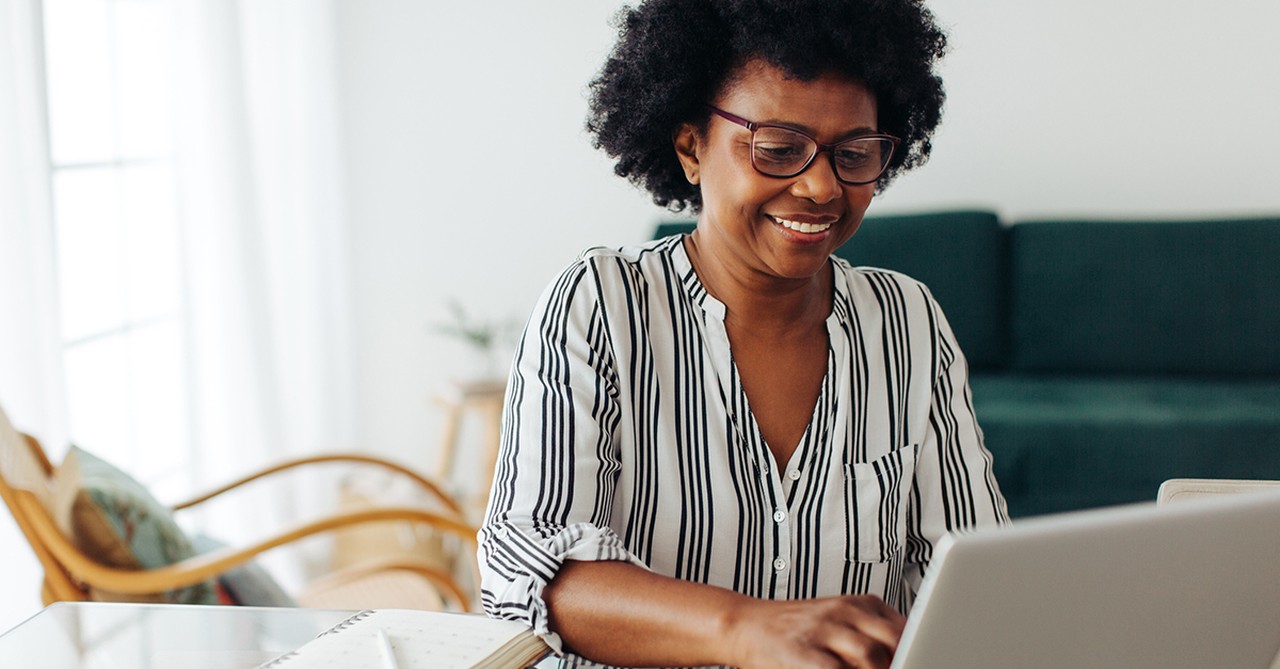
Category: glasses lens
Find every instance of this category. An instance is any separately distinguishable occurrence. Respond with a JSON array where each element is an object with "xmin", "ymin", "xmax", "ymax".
[
  {"xmin": 751, "ymin": 126, "xmax": 816, "ymax": 177},
  {"xmin": 833, "ymin": 138, "xmax": 894, "ymax": 184}
]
